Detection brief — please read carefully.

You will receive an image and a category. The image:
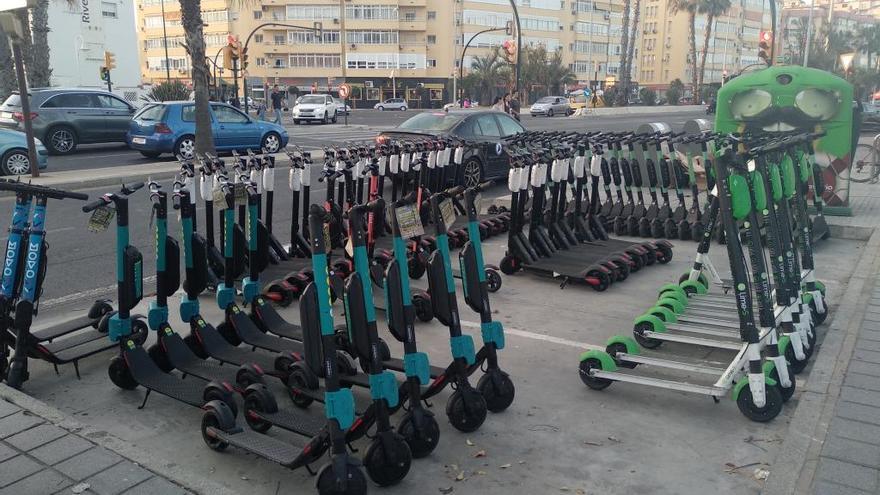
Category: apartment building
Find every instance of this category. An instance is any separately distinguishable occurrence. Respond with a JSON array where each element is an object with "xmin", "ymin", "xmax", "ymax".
[
  {"xmin": 637, "ymin": 0, "xmax": 771, "ymax": 93},
  {"xmin": 780, "ymin": 3, "xmax": 878, "ymax": 69}
]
